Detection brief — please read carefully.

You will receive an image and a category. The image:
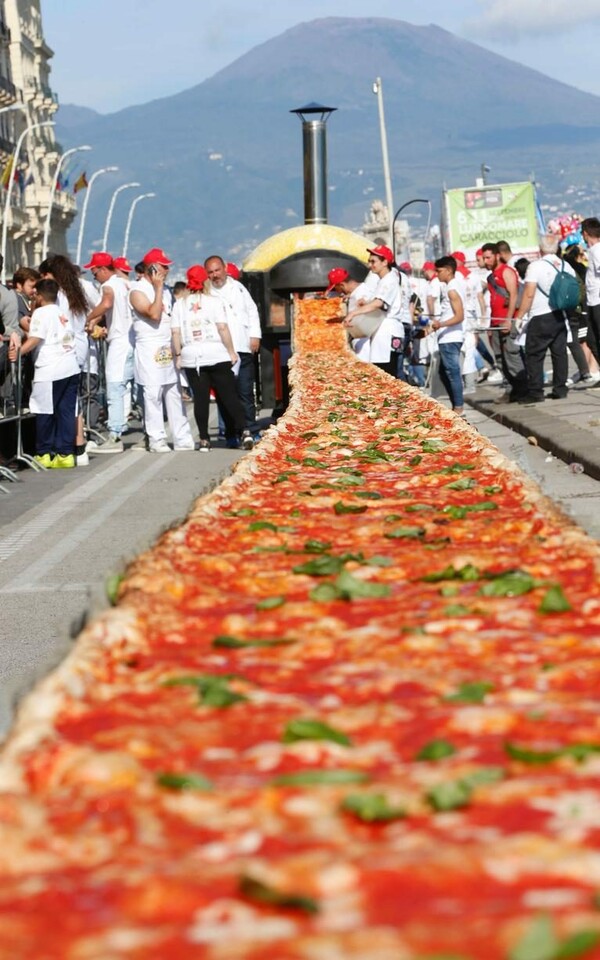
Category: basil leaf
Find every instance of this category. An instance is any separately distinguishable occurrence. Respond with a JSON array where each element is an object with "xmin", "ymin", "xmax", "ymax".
[
  {"xmin": 467, "ymin": 501, "xmax": 498, "ymax": 512},
  {"xmin": 355, "ymin": 490, "xmax": 383, "ymax": 500},
  {"xmin": 440, "ymin": 584, "xmax": 460, "ymax": 597},
  {"xmin": 443, "ymin": 505, "xmax": 468, "ymax": 519},
  {"xmin": 106, "ymin": 574, "xmax": 123, "ymax": 606},
  {"xmin": 334, "ymin": 569, "xmax": 391, "ymax": 600},
  {"xmin": 385, "ymin": 526, "xmax": 426, "ymax": 539},
  {"xmin": 302, "ymin": 458, "xmax": 329, "ymax": 469},
  {"xmin": 563, "ymin": 743, "xmax": 600, "ymax": 763},
  {"xmin": 505, "ymin": 742, "xmax": 563, "ymax": 764},
  {"xmin": 293, "ymin": 556, "xmax": 346, "ymax": 576},
  {"xmin": 556, "ymin": 931, "xmax": 600, "ymax": 959},
  {"xmin": 422, "ymin": 564, "xmax": 480, "ymax": 583},
  {"xmin": 509, "ymin": 915, "xmax": 558, "ymax": 960},
  {"xmin": 300, "ymin": 431, "xmax": 318, "ymax": 440},
  {"xmin": 334, "ymin": 501, "xmax": 368, "ymax": 515},
  {"xmin": 405, "ymin": 503, "xmax": 435, "ymax": 513},
  {"xmin": 461, "ymin": 766, "xmax": 505, "ymax": 788},
  {"xmin": 438, "ymin": 463, "xmax": 476, "ymax": 474},
  {"xmin": 445, "ymin": 478, "xmax": 477, "ymax": 491},
  {"xmin": 479, "ymin": 572, "xmax": 539, "ymax": 598},
  {"xmin": 201, "ymin": 685, "xmax": 247, "ymax": 708},
  {"xmin": 248, "ymin": 521, "xmax": 279, "ymax": 532},
  {"xmin": 282, "ymin": 718, "xmax": 352, "ymax": 747},
  {"xmin": 239, "ymin": 875, "xmax": 319, "ymax": 915},
  {"xmin": 341, "ymin": 792, "xmax": 405, "ymax": 822},
  {"xmin": 445, "ymin": 681, "xmax": 494, "ymax": 703},
  {"xmin": 484, "ymin": 485, "xmax": 503, "ymax": 494},
  {"xmin": 409, "ymin": 455, "xmax": 423, "ymax": 465},
  {"xmin": 273, "ymin": 472, "xmax": 293, "ymax": 484},
  {"xmin": 422, "ymin": 439, "xmax": 447, "ymax": 453},
  {"xmin": 303, "ymin": 539, "xmax": 333, "ymax": 553},
  {"xmin": 310, "ymin": 582, "xmax": 342, "ymax": 602},
  {"xmin": 224, "ymin": 507, "xmax": 256, "ymax": 516},
  {"xmin": 162, "ymin": 673, "xmax": 248, "ymax": 708},
  {"xmin": 539, "ymin": 585, "xmax": 572, "ymax": 614},
  {"xmin": 426, "ymin": 780, "xmax": 471, "ymax": 812},
  {"xmin": 369, "ymin": 555, "xmax": 394, "ymax": 567},
  {"xmin": 384, "ymin": 514, "xmax": 405, "ymax": 522},
  {"xmin": 273, "ymin": 769, "xmax": 370, "ymax": 787},
  {"xmin": 256, "ymin": 596, "xmax": 286, "ymax": 610},
  {"xmin": 444, "ymin": 604, "xmax": 471, "ymax": 616},
  {"xmin": 213, "ymin": 635, "xmax": 295, "ymax": 649},
  {"xmin": 416, "ymin": 739, "xmax": 457, "ymax": 761},
  {"xmin": 156, "ymin": 772, "xmax": 213, "ymax": 791}
]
